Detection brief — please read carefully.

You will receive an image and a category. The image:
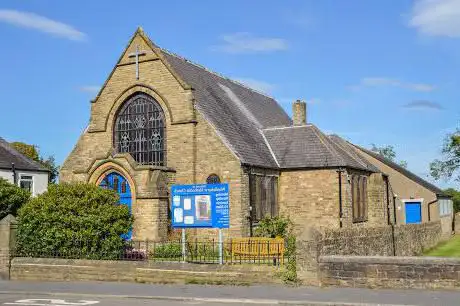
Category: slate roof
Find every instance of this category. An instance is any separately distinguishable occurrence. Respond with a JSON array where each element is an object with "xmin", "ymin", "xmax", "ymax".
[
  {"xmin": 353, "ymin": 145, "xmax": 445, "ymax": 195},
  {"xmin": 262, "ymin": 125, "xmax": 379, "ymax": 171},
  {"xmin": 0, "ymin": 137, "xmax": 48, "ymax": 172},
  {"xmin": 161, "ymin": 50, "xmax": 292, "ymax": 168}
]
